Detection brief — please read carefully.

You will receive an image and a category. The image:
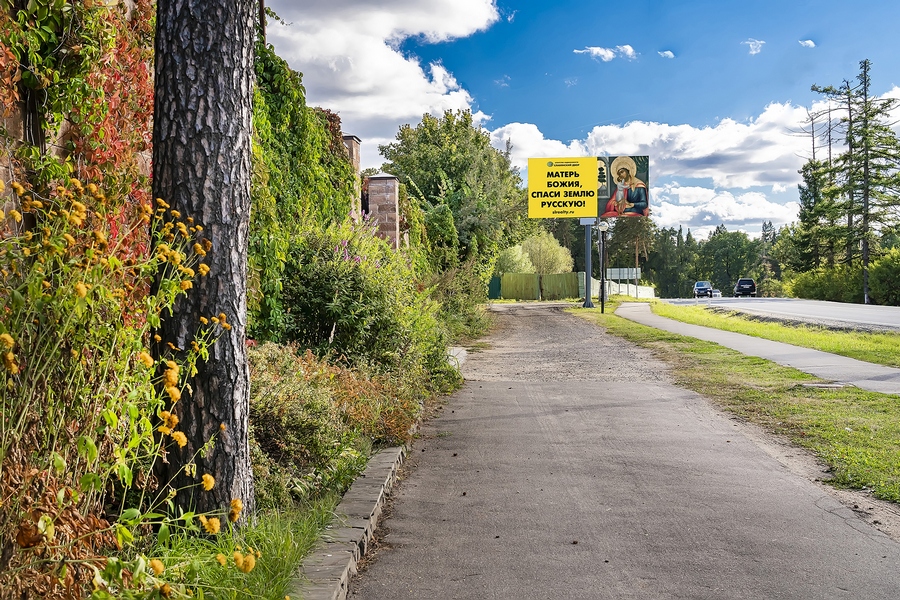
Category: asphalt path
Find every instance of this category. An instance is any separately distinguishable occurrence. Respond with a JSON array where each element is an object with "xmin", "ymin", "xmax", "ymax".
[
  {"xmin": 616, "ymin": 302, "xmax": 900, "ymax": 395},
  {"xmin": 665, "ymin": 297, "xmax": 900, "ymax": 332},
  {"xmin": 349, "ymin": 303, "xmax": 900, "ymax": 599}
]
